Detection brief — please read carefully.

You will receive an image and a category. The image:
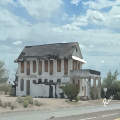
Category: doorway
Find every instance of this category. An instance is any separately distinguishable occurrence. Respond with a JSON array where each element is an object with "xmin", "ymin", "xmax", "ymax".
[
  {"xmin": 49, "ymin": 85, "xmax": 53, "ymax": 98},
  {"xmin": 26, "ymin": 80, "xmax": 30, "ymax": 95}
]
